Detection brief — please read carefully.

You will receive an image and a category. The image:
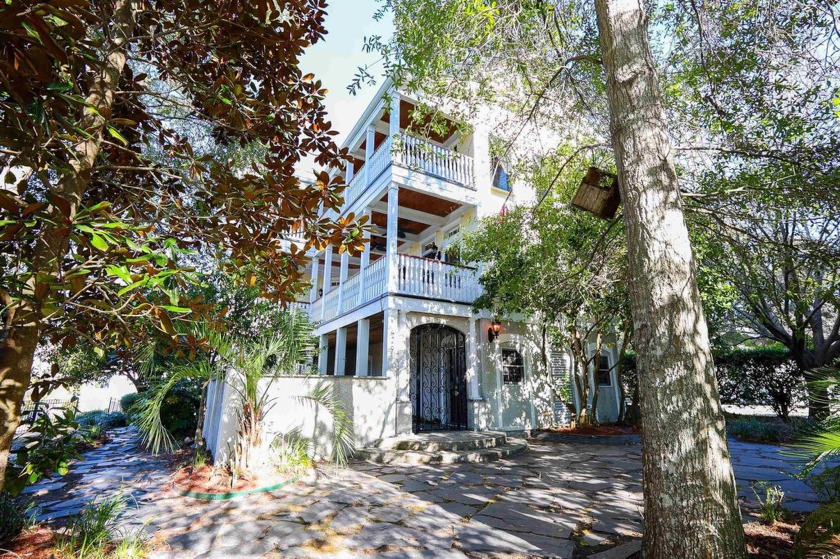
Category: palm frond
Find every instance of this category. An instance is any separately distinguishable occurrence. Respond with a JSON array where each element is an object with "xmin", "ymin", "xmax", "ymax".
[
  {"xmin": 293, "ymin": 383, "xmax": 356, "ymax": 467},
  {"xmin": 789, "ymin": 366, "xmax": 840, "ymax": 471},
  {"xmin": 134, "ymin": 360, "xmax": 218, "ymax": 453}
]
